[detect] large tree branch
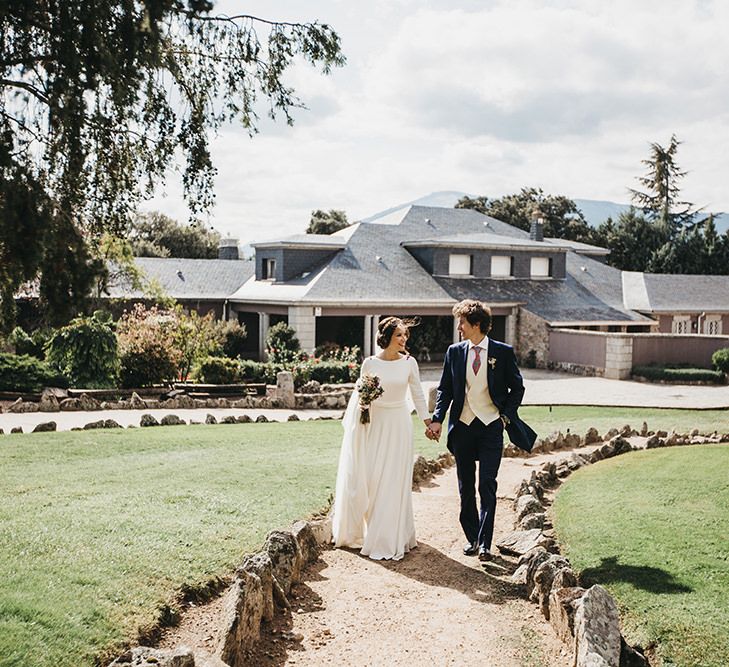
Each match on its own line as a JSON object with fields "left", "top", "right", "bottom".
{"left": 0, "top": 78, "right": 50, "bottom": 104}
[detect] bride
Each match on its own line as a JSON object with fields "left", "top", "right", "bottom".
{"left": 332, "top": 317, "right": 432, "bottom": 560}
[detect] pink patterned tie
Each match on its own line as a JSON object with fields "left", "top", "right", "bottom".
{"left": 472, "top": 346, "right": 481, "bottom": 375}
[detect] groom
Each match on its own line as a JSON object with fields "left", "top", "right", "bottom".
{"left": 428, "top": 299, "right": 536, "bottom": 561}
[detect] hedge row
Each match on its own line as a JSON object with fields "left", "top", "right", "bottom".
{"left": 0, "top": 353, "right": 68, "bottom": 393}
{"left": 632, "top": 364, "right": 726, "bottom": 384}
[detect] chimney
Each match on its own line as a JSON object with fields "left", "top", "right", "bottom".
{"left": 218, "top": 237, "right": 240, "bottom": 260}
{"left": 530, "top": 209, "right": 544, "bottom": 242}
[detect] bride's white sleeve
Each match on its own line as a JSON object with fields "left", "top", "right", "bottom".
{"left": 407, "top": 356, "right": 430, "bottom": 421}
{"left": 332, "top": 357, "right": 370, "bottom": 548}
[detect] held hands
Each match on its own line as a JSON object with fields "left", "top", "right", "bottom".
{"left": 424, "top": 420, "right": 442, "bottom": 441}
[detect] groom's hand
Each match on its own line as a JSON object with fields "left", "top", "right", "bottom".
{"left": 428, "top": 422, "right": 442, "bottom": 441}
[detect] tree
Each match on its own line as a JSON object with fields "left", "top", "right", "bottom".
{"left": 45, "top": 311, "right": 119, "bottom": 388}
{"left": 306, "top": 209, "right": 349, "bottom": 235}
{"left": 629, "top": 134, "right": 696, "bottom": 232}
{"left": 129, "top": 211, "right": 220, "bottom": 258}
{"left": 594, "top": 208, "right": 668, "bottom": 272}
{"left": 456, "top": 188, "right": 594, "bottom": 242}
{"left": 1, "top": 3, "right": 345, "bottom": 328}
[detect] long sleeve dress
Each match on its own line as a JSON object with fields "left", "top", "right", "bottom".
{"left": 332, "top": 355, "right": 429, "bottom": 561}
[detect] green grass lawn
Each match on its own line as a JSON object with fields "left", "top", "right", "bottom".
{"left": 553, "top": 445, "right": 729, "bottom": 667}
{"left": 1, "top": 407, "right": 728, "bottom": 666}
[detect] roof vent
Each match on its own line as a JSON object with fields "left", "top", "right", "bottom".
{"left": 218, "top": 237, "right": 240, "bottom": 260}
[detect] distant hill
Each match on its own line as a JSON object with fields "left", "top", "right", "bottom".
{"left": 363, "top": 191, "right": 729, "bottom": 234}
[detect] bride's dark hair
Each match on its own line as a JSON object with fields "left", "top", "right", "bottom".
{"left": 376, "top": 316, "right": 420, "bottom": 351}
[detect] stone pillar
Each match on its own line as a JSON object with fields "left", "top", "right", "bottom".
{"left": 363, "top": 315, "right": 373, "bottom": 357}
{"left": 288, "top": 306, "right": 316, "bottom": 354}
{"left": 505, "top": 308, "right": 517, "bottom": 346}
{"left": 604, "top": 334, "right": 633, "bottom": 380}
{"left": 372, "top": 315, "right": 380, "bottom": 352}
{"left": 276, "top": 371, "right": 295, "bottom": 409}
{"left": 258, "top": 312, "right": 270, "bottom": 361}
{"left": 452, "top": 316, "right": 460, "bottom": 343}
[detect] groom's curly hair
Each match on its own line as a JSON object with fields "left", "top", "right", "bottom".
{"left": 452, "top": 299, "right": 492, "bottom": 334}
{"left": 376, "top": 316, "right": 419, "bottom": 350}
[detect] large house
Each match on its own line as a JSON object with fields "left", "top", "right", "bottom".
{"left": 74, "top": 205, "right": 729, "bottom": 376}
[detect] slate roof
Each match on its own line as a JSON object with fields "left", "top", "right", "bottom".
{"left": 108, "top": 257, "right": 254, "bottom": 300}
{"left": 229, "top": 205, "right": 647, "bottom": 322}
{"left": 623, "top": 271, "right": 729, "bottom": 313}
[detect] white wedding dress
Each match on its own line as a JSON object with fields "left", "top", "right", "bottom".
{"left": 332, "top": 355, "right": 429, "bottom": 560}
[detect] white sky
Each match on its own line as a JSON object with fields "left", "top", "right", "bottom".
{"left": 145, "top": 0, "right": 729, "bottom": 244}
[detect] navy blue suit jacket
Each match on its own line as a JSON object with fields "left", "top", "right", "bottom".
{"left": 432, "top": 339, "right": 536, "bottom": 453}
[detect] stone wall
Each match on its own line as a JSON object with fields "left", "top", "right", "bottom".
{"left": 516, "top": 307, "right": 550, "bottom": 366}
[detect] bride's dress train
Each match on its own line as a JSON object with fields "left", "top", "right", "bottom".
{"left": 332, "top": 355, "right": 429, "bottom": 560}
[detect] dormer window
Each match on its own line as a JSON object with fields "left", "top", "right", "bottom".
{"left": 530, "top": 256, "right": 552, "bottom": 278}
{"left": 263, "top": 258, "right": 276, "bottom": 280}
{"left": 491, "top": 255, "right": 513, "bottom": 277}
{"left": 449, "top": 253, "right": 472, "bottom": 276}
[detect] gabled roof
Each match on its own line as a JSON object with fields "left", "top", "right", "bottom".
{"left": 108, "top": 257, "right": 254, "bottom": 300}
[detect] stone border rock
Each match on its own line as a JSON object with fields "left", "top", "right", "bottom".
{"left": 498, "top": 427, "right": 729, "bottom": 667}
{"left": 1, "top": 374, "right": 355, "bottom": 416}
{"left": 107, "top": 450, "right": 454, "bottom": 667}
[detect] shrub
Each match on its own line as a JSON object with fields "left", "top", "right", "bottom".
{"left": 712, "top": 348, "right": 729, "bottom": 374}
{"left": 45, "top": 314, "right": 119, "bottom": 388}
{"left": 0, "top": 352, "right": 68, "bottom": 392}
{"left": 8, "top": 327, "right": 50, "bottom": 359}
{"left": 265, "top": 322, "right": 302, "bottom": 364}
{"left": 313, "top": 343, "right": 361, "bottom": 364}
{"left": 219, "top": 321, "right": 248, "bottom": 358}
{"left": 302, "top": 359, "right": 359, "bottom": 385}
{"left": 117, "top": 305, "right": 180, "bottom": 387}
{"left": 193, "top": 356, "right": 243, "bottom": 384}
{"left": 171, "top": 307, "right": 225, "bottom": 381}
{"left": 632, "top": 364, "right": 725, "bottom": 384}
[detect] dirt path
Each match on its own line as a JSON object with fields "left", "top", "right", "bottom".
{"left": 240, "top": 449, "right": 595, "bottom": 667}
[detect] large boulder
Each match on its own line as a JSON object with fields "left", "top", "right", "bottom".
{"left": 518, "top": 512, "right": 546, "bottom": 531}
{"left": 32, "top": 421, "right": 56, "bottom": 433}
{"left": 292, "top": 520, "right": 320, "bottom": 566}
{"left": 549, "top": 586, "right": 586, "bottom": 643}
{"left": 531, "top": 555, "right": 570, "bottom": 618}
{"left": 515, "top": 494, "right": 544, "bottom": 523}
{"left": 219, "top": 570, "right": 264, "bottom": 665}
{"left": 129, "top": 392, "right": 147, "bottom": 409}
{"left": 140, "top": 414, "right": 160, "bottom": 427}
{"left": 38, "top": 389, "right": 61, "bottom": 412}
{"left": 573, "top": 585, "right": 621, "bottom": 667}
{"left": 496, "top": 529, "right": 552, "bottom": 557}
{"left": 77, "top": 393, "right": 101, "bottom": 411}
{"left": 8, "top": 398, "right": 39, "bottom": 413}
{"left": 584, "top": 427, "right": 602, "bottom": 445}
{"left": 265, "top": 530, "right": 302, "bottom": 595}
{"left": 240, "top": 552, "right": 275, "bottom": 623}
{"left": 160, "top": 414, "right": 185, "bottom": 426}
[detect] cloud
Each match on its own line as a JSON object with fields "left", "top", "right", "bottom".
{"left": 145, "top": 0, "right": 729, "bottom": 241}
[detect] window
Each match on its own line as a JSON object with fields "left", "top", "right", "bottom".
{"left": 530, "top": 256, "right": 551, "bottom": 277}
{"left": 671, "top": 316, "right": 691, "bottom": 334}
{"left": 491, "top": 255, "right": 513, "bottom": 277}
{"left": 262, "top": 258, "right": 276, "bottom": 280}
{"left": 705, "top": 315, "right": 723, "bottom": 335}
{"left": 448, "top": 254, "right": 472, "bottom": 275}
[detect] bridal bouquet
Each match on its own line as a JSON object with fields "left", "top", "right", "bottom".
{"left": 356, "top": 373, "right": 384, "bottom": 424}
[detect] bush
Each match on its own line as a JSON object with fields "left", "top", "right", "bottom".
{"left": 265, "top": 322, "right": 302, "bottom": 364}
{"left": 302, "top": 359, "right": 359, "bottom": 385}
{"left": 219, "top": 321, "right": 248, "bottom": 358}
{"left": 313, "top": 343, "right": 361, "bottom": 364}
{"left": 8, "top": 327, "right": 50, "bottom": 359}
{"left": 632, "top": 364, "right": 726, "bottom": 384}
{"left": 0, "top": 353, "right": 68, "bottom": 392}
{"left": 45, "top": 314, "right": 119, "bottom": 388}
{"left": 193, "top": 356, "right": 243, "bottom": 384}
{"left": 712, "top": 348, "right": 729, "bottom": 374}
{"left": 117, "top": 305, "right": 180, "bottom": 387}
